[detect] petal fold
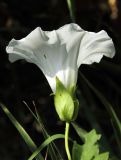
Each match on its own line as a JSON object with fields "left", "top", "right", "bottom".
{"left": 77, "top": 30, "right": 115, "bottom": 67}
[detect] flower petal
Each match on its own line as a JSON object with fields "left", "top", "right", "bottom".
{"left": 6, "top": 27, "right": 67, "bottom": 77}
{"left": 56, "top": 23, "right": 86, "bottom": 88}
{"left": 6, "top": 27, "right": 68, "bottom": 92}
{"left": 6, "top": 24, "right": 85, "bottom": 92}
{"left": 6, "top": 27, "right": 48, "bottom": 63}
{"left": 6, "top": 24, "right": 115, "bottom": 93}
{"left": 77, "top": 30, "right": 115, "bottom": 67}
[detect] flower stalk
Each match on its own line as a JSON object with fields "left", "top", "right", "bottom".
{"left": 66, "top": 0, "right": 75, "bottom": 22}
{"left": 65, "top": 122, "right": 71, "bottom": 160}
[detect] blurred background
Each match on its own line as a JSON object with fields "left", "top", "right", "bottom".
{"left": 0, "top": 0, "right": 121, "bottom": 159}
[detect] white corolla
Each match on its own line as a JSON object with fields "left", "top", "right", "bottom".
{"left": 6, "top": 23, "right": 115, "bottom": 121}
{"left": 6, "top": 23, "right": 115, "bottom": 93}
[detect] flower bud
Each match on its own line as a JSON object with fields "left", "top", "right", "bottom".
{"left": 54, "top": 77, "right": 79, "bottom": 122}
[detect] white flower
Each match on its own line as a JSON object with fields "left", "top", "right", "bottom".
{"left": 6, "top": 23, "right": 115, "bottom": 93}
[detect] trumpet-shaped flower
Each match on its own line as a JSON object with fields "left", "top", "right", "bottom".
{"left": 6, "top": 23, "right": 115, "bottom": 93}
{"left": 6, "top": 23, "right": 115, "bottom": 121}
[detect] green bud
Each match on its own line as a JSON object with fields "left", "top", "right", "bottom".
{"left": 54, "top": 77, "right": 79, "bottom": 122}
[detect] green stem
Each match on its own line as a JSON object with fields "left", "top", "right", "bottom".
{"left": 65, "top": 122, "right": 71, "bottom": 160}
{"left": 66, "top": 0, "right": 75, "bottom": 22}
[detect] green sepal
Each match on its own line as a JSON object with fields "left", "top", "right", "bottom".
{"left": 54, "top": 77, "right": 75, "bottom": 121}
{"left": 72, "top": 98, "right": 79, "bottom": 121}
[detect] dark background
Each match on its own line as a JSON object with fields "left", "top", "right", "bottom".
{"left": 0, "top": 0, "right": 121, "bottom": 159}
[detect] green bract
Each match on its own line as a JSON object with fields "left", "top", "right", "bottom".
{"left": 54, "top": 77, "right": 79, "bottom": 121}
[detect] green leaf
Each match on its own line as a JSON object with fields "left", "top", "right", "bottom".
{"left": 72, "top": 141, "right": 82, "bottom": 160}
{"left": 54, "top": 77, "right": 75, "bottom": 121}
{"left": 0, "top": 102, "right": 44, "bottom": 160}
{"left": 79, "top": 72, "right": 121, "bottom": 153}
{"left": 94, "top": 152, "right": 109, "bottom": 160}
{"left": 72, "top": 129, "right": 109, "bottom": 160}
{"left": 28, "top": 134, "right": 65, "bottom": 160}
{"left": 71, "top": 122, "right": 87, "bottom": 142}
{"left": 80, "top": 130, "right": 101, "bottom": 160}
{"left": 78, "top": 77, "right": 112, "bottom": 152}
